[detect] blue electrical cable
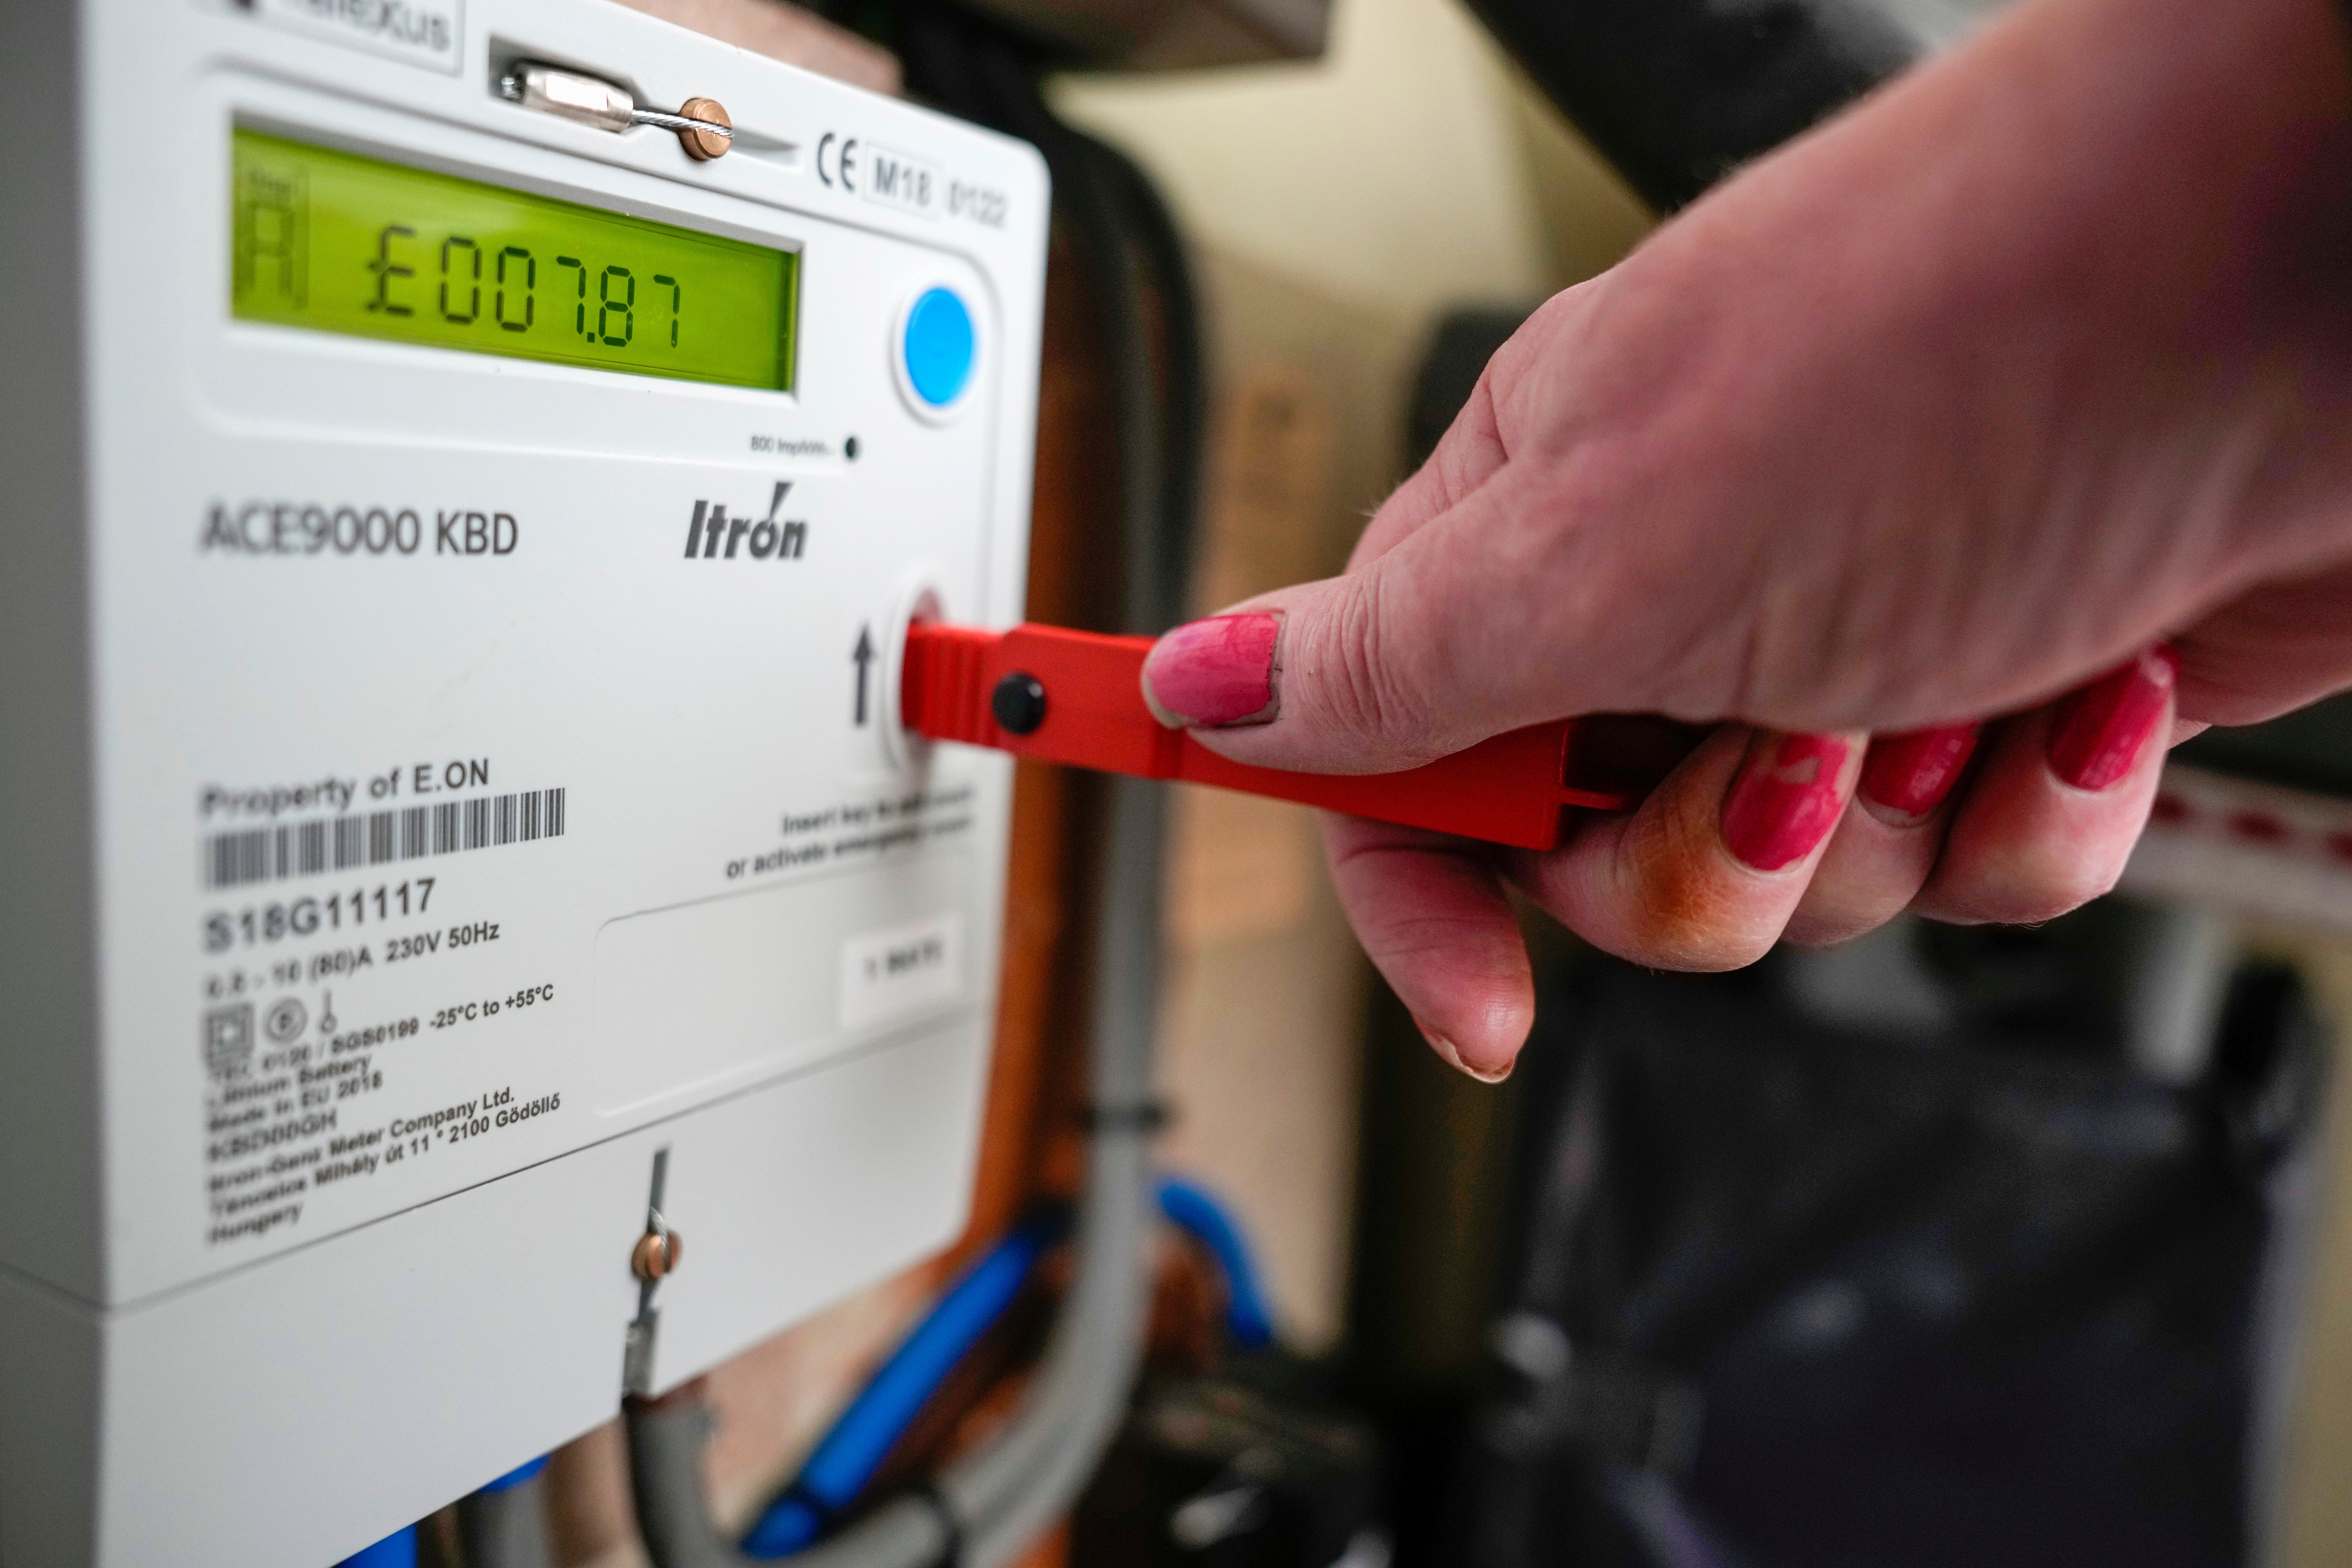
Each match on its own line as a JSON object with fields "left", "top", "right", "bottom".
{"left": 335, "top": 1523, "right": 417, "bottom": 1568}
{"left": 737, "top": 1174, "right": 1274, "bottom": 1556}
{"left": 479, "top": 1453, "right": 550, "bottom": 1493}
{"left": 741, "top": 1211, "right": 1067, "bottom": 1558}
{"left": 334, "top": 1454, "right": 540, "bottom": 1567}
{"left": 1154, "top": 1174, "right": 1275, "bottom": 1350}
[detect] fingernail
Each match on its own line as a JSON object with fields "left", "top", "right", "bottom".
{"left": 1859, "top": 724, "right": 1980, "bottom": 824}
{"left": 1721, "top": 732, "right": 1853, "bottom": 871}
{"left": 2047, "top": 647, "right": 2178, "bottom": 791}
{"left": 1417, "top": 1017, "right": 1512, "bottom": 1084}
{"left": 1141, "top": 613, "right": 1281, "bottom": 729}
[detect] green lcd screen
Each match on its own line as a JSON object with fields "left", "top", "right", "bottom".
{"left": 231, "top": 128, "right": 798, "bottom": 392}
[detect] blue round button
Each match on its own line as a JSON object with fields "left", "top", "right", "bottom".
{"left": 902, "top": 287, "right": 975, "bottom": 409}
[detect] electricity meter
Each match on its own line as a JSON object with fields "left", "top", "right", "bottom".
{"left": 0, "top": 2, "right": 1046, "bottom": 1562}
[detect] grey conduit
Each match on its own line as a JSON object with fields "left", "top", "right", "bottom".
{"left": 623, "top": 778, "right": 1163, "bottom": 1568}
{"left": 457, "top": 1470, "right": 557, "bottom": 1568}
{"left": 940, "top": 775, "right": 1163, "bottom": 1566}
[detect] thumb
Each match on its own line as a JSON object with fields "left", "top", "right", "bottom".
{"left": 1141, "top": 476, "right": 1658, "bottom": 775}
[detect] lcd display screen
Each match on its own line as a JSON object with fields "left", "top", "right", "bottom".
{"left": 231, "top": 127, "right": 799, "bottom": 391}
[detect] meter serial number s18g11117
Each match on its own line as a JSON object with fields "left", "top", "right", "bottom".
{"left": 203, "top": 877, "right": 438, "bottom": 952}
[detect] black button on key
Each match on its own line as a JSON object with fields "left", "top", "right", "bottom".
{"left": 991, "top": 671, "right": 1048, "bottom": 734}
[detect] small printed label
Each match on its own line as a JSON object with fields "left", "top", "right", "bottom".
{"left": 249, "top": 0, "right": 465, "bottom": 75}
{"left": 947, "top": 178, "right": 1008, "bottom": 230}
{"left": 840, "top": 913, "right": 962, "bottom": 1030}
{"left": 859, "top": 145, "right": 943, "bottom": 219}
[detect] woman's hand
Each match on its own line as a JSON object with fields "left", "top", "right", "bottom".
{"left": 1138, "top": 0, "right": 2352, "bottom": 1079}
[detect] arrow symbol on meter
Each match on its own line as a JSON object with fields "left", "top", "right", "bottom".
{"left": 852, "top": 625, "right": 876, "bottom": 726}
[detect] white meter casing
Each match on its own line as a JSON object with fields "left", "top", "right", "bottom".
{"left": 0, "top": 2, "right": 1046, "bottom": 1562}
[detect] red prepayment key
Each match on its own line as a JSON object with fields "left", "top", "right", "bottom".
{"left": 900, "top": 621, "right": 1647, "bottom": 851}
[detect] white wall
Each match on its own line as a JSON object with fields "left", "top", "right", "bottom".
{"left": 1052, "top": 0, "right": 1567, "bottom": 326}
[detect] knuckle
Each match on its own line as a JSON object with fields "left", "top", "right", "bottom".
{"left": 1303, "top": 578, "right": 1445, "bottom": 763}
{"left": 1929, "top": 850, "right": 2123, "bottom": 928}
{"left": 1609, "top": 803, "right": 1785, "bottom": 971}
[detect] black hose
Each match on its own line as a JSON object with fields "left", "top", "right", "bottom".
{"left": 898, "top": 0, "right": 1201, "bottom": 630}
{"left": 1069, "top": 127, "right": 1207, "bottom": 625}
{"left": 1462, "top": 0, "right": 1923, "bottom": 211}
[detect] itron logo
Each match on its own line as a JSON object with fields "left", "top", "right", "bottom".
{"left": 683, "top": 482, "right": 808, "bottom": 561}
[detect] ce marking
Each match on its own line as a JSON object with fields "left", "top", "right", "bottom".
{"left": 816, "top": 132, "right": 860, "bottom": 193}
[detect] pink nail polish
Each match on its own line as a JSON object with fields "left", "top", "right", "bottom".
{"left": 1141, "top": 613, "right": 1281, "bottom": 728}
{"left": 1860, "top": 724, "right": 1980, "bottom": 822}
{"left": 2048, "top": 647, "right": 2178, "bottom": 791}
{"left": 1721, "top": 732, "right": 1852, "bottom": 871}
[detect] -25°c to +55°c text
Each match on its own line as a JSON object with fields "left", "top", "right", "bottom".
{"left": 433, "top": 984, "right": 553, "bottom": 1031}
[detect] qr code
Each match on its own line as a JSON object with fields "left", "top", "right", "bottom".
{"left": 204, "top": 1003, "right": 254, "bottom": 1078}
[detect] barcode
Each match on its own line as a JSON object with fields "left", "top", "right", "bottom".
{"left": 202, "top": 787, "right": 567, "bottom": 890}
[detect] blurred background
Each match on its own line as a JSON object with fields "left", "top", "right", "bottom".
{"left": 415, "top": 0, "right": 2352, "bottom": 1563}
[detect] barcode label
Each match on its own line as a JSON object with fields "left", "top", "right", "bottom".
{"left": 202, "top": 787, "right": 567, "bottom": 890}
